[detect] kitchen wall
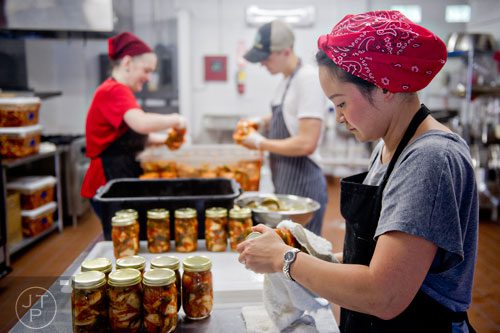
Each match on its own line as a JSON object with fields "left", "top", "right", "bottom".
{"left": 26, "top": 0, "right": 476, "bottom": 138}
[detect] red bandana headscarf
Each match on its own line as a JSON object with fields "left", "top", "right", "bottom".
{"left": 317, "top": 10, "right": 447, "bottom": 93}
{"left": 108, "top": 32, "right": 152, "bottom": 61}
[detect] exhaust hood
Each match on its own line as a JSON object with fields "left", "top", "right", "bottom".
{"left": 1, "top": 0, "right": 114, "bottom": 32}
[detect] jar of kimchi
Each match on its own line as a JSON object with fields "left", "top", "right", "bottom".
{"left": 116, "top": 255, "right": 146, "bottom": 275}
{"left": 150, "top": 256, "right": 181, "bottom": 311}
{"left": 147, "top": 208, "right": 170, "bottom": 253}
{"left": 115, "top": 209, "right": 140, "bottom": 250}
{"left": 72, "top": 271, "right": 107, "bottom": 332}
{"left": 81, "top": 257, "right": 112, "bottom": 278}
{"left": 182, "top": 256, "right": 213, "bottom": 320}
{"left": 205, "top": 207, "right": 228, "bottom": 252}
{"left": 228, "top": 207, "right": 252, "bottom": 250}
{"left": 108, "top": 268, "right": 142, "bottom": 332}
{"left": 143, "top": 269, "right": 178, "bottom": 332}
{"left": 111, "top": 215, "right": 139, "bottom": 259}
{"left": 246, "top": 229, "right": 303, "bottom": 250}
{"left": 174, "top": 208, "right": 198, "bottom": 252}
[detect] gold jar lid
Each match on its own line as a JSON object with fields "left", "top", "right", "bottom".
{"left": 108, "top": 268, "right": 142, "bottom": 287}
{"left": 81, "top": 257, "right": 112, "bottom": 274}
{"left": 116, "top": 255, "right": 146, "bottom": 271}
{"left": 143, "top": 268, "right": 176, "bottom": 286}
{"left": 150, "top": 256, "right": 180, "bottom": 270}
{"left": 115, "top": 209, "right": 139, "bottom": 220}
{"left": 111, "top": 215, "right": 136, "bottom": 227}
{"left": 229, "top": 207, "right": 252, "bottom": 219}
{"left": 175, "top": 208, "right": 196, "bottom": 219}
{"left": 205, "top": 207, "right": 228, "bottom": 218}
{"left": 73, "top": 271, "right": 106, "bottom": 289}
{"left": 245, "top": 231, "right": 262, "bottom": 240}
{"left": 182, "top": 255, "right": 212, "bottom": 272}
{"left": 147, "top": 208, "right": 169, "bottom": 219}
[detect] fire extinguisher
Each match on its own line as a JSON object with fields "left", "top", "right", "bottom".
{"left": 236, "top": 40, "right": 246, "bottom": 95}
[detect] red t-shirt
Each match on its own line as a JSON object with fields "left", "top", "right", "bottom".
{"left": 81, "top": 79, "right": 140, "bottom": 198}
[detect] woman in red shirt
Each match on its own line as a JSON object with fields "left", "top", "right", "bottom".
{"left": 81, "top": 32, "right": 186, "bottom": 227}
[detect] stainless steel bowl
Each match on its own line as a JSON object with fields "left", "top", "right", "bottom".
{"left": 234, "top": 193, "right": 320, "bottom": 227}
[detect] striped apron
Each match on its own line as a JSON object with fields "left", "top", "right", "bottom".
{"left": 268, "top": 62, "right": 328, "bottom": 235}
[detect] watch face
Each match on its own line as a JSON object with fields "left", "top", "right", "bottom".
{"left": 284, "top": 251, "right": 295, "bottom": 262}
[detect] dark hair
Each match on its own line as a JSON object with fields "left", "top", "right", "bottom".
{"left": 316, "top": 49, "right": 377, "bottom": 104}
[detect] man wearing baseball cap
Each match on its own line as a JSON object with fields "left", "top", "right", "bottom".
{"left": 238, "top": 20, "right": 329, "bottom": 236}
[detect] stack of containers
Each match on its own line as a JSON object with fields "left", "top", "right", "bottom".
{"left": 7, "top": 176, "right": 57, "bottom": 237}
{"left": 0, "top": 96, "right": 42, "bottom": 158}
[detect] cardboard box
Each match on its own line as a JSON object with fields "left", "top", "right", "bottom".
{"left": 7, "top": 191, "right": 22, "bottom": 245}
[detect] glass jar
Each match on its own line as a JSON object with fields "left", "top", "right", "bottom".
{"left": 72, "top": 271, "right": 107, "bottom": 332}
{"left": 205, "top": 207, "right": 228, "bottom": 252}
{"left": 116, "top": 255, "right": 146, "bottom": 275}
{"left": 108, "top": 268, "right": 142, "bottom": 333}
{"left": 182, "top": 256, "right": 213, "bottom": 320}
{"left": 150, "top": 256, "right": 181, "bottom": 311}
{"left": 111, "top": 215, "right": 140, "bottom": 259}
{"left": 81, "top": 257, "right": 112, "bottom": 278}
{"left": 143, "top": 269, "right": 178, "bottom": 332}
{"left": 174, "top": 208, "right": 198, "bottom": 252}
{"left": 228, "top": 207, "right": 252, "bottom": 250}
{"left": 147, "top": 208, "right": 170, "bottom": 253}
{"left": 115, "top": 209, "right": 140, "bottom": 250}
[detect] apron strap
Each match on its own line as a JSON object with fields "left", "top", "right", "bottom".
{"left": 278, "top": 59, "right": 302, "bottom": 106}
{"left": 381, "top": 104, "right": 430, "bottom": 188}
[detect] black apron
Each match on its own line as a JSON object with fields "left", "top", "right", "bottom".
{"left": 339, "top": 105, "right": 475, "bottom": 333}
{"left": 268, "top": 61, "right": 328, "bottom": 236}
{"left": 100, "top": 128, "right": 147, "bottom": 182}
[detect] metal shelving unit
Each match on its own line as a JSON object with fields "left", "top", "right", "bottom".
{"left": 1, "top": 143, "right": 64, "bottom": 266}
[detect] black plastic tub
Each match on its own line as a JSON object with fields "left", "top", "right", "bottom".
{"left": 94, "top": 178, "right": 241, "bottom": 240}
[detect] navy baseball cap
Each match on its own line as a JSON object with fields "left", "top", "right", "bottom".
{"left": 244, "top": 20, "right": 295, "bottom": 63}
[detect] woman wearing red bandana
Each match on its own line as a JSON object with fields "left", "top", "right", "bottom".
{"left": 81, "top": 32, "right": 187, "bottom": 238}
{"left": 237, "top": 11, "right": 477, "bottom": 333}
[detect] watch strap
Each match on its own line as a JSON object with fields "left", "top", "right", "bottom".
{"left": 283, "top": 248, "right": 301, "bottom": 281}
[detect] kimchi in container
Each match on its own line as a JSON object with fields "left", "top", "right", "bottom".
{"left": 174, "top": 208, "right": 198, "bottom": 252}
{"left": 228, "top": 207, "right": 252, "bottom": 250}
{"left": 143, "top": 269, "right": 178, "bottom": 332}
{"left": 0, "top": 124, "right": 42, "bottom": 158}
{"left": 150, "top": 256, "right": 181, "bottom": 311}
{"left": 205, "top": 207, "right": 228, "bottom": 252}
{"left": 72, "top": 271, "right": 108, "bottom": 332}
{"left": 182, "top": 256, "right": 213, "bottom": 320}
{"left": 115, "top": 209, "right": 140, "bottom": 249}
{"left": 7, "top": 176, "right": 57, "bottom": 210}
{"left": 111, "top": 215, "right": 139, "bottom": 259}
{"left": 21, "top": 201, "right": 56, "bottom": 237}
{"left": 108, "top": 268, "right": 143, "bottom": 332}
{"left": 147, "top": 208, "right": 170, "bottom": 253}
{"left": 0, "top": 97, "right": 41, "bottom": 127}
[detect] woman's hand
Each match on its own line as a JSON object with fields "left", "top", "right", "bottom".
{"left": 236, "top": 224, "right": 290, "bottom": 273}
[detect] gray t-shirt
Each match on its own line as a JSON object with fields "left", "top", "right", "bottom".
{"left": 364, "top": 130, "right": 478, "bottom": 312}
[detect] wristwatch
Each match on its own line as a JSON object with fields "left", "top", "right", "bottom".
{"left": 283, "top": 248, "right": 301, "bottom": 281}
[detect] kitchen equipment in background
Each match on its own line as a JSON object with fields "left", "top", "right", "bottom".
{"left": 446, "top": 32, "right": 497, "bottom": 53}
{"left": 42, "top": 135, "right": 89, "bottom": 226}
{"left": 234, "top": 193, "right": 320, "bottom": 227}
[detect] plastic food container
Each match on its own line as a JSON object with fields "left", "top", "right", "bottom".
{"left": 94, "top": 178, "right": 241, "bottom": 240}
{"left": 0, "top": 124, "right": 42, "bottom": 158}
{"left": 0, "top": 97, "right": 41, "bottom": 127}
{"left": 21, "top": 201, "right": 56, "bottom": 237}
{"left": 7, "top": 176, "right": 57, "bottom": 210}
{"left": 138, "top": 144, "right": 262, "bottom": 191}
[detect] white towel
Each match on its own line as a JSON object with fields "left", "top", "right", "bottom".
{"left": 251, "top": 220, "right": 340, "bottom": 332}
